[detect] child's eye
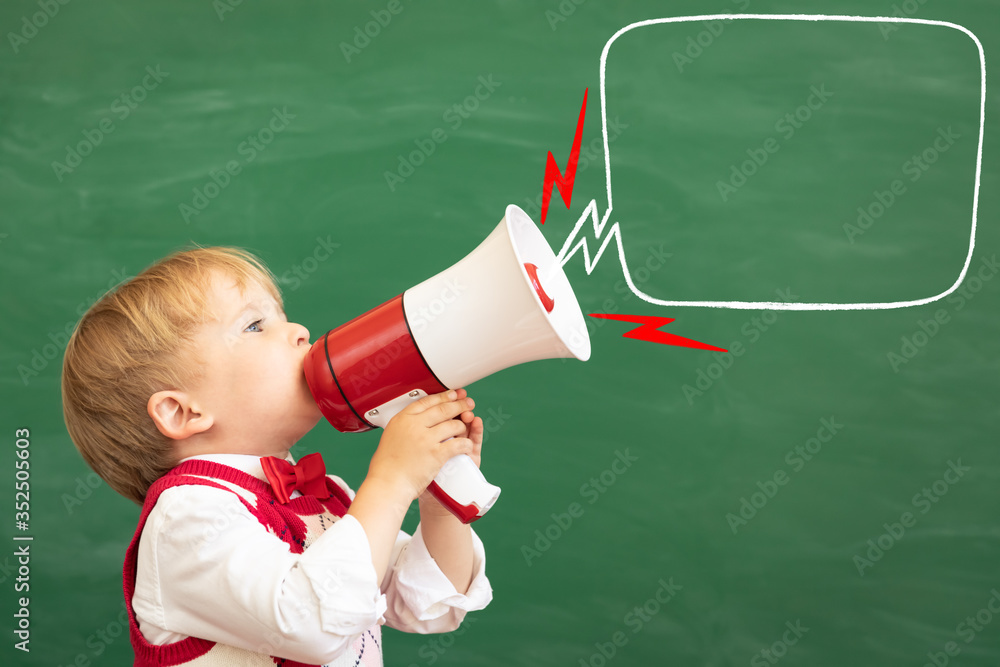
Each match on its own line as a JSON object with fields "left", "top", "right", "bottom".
{"left": 244, "top": 319, "right": 263, "bottom": 333}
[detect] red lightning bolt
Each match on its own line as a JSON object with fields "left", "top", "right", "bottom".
{"left": 540, "top": 88, "right": 588, "bottom": 224}
{"left": 589, "top": 314, "right": 728, "bottom": 352}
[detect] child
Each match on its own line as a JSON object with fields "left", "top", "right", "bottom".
{"left": 61, "top": 247, "right": 493, "bottom": 666}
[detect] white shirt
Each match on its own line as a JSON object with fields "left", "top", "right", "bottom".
{"left": 132, "top": 454, "right": 492, "bottom": 665}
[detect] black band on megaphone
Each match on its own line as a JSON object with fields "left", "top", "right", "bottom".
{"left": 400, "top": 291, "right": 447, "bottom": 391}
{"left": 322, "top": 327, "right": 374, "bottom": 429}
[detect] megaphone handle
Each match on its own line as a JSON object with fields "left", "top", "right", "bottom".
{"left": 426, "top": 454, "right": 501, "bottom": 524}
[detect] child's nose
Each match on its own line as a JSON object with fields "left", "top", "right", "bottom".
{"left": 290, "top": 322, "right": 310, "bottom": 347}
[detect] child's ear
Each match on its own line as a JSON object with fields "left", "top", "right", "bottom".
{"left": 147, "top": 391, "right": 213, "bottom": 440}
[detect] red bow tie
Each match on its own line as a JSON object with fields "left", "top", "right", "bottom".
{"left": 260, "top": 453, "right": 331, "bottom": 504}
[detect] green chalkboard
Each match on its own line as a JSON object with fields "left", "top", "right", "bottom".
{"left": 2, "top": 1, "right": 998, "bottom": 666}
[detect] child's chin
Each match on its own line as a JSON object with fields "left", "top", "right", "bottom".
{"left": 303, "top": 395, "right": 323, "bottom": 421}
{"left": 296, "top": 404, "right": 324, "bottom": 434}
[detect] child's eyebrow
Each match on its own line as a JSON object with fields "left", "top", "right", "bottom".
{"left": 232, "top": 297, "right": 279, "bottom": 323}
{"left": 231, "top": 302, "right": 260, "bottom": 324}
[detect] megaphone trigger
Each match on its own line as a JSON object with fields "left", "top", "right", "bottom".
{"left": 427, "top": 455, "right": 502, "bottom": 524}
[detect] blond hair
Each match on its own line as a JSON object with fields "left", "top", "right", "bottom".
{"left": 61, "top": 247, "right": 282, "bottom": 505}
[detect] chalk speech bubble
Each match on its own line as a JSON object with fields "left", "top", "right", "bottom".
{"left": 556, "top": 14, "right": 985, "bottom": 310}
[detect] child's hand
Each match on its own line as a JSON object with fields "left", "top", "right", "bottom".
{"left": 461, "top": 394, "right": 484, "bottom": 469}
{"left": 367, "top": 389, "right": 479, "bottom": 502}
{"left": 446, "top": 386, "right": 485, "bottom": 468}
{"left": 418, "top": 388, "right": 484, "bottom": 517}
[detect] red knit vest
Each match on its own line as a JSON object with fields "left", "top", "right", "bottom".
{"left": 123, "top": 459, "right": 363, "bottom": 667}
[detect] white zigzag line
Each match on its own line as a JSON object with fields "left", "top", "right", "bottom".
{"left": 556, "top": 199, "right": 618, "bottom": 274}
{"left": 556, "top": 200, "right": 664, "bottom": 311}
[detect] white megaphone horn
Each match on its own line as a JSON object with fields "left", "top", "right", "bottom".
{"left": 304, "top": 204, "right": 591, "bottom": 523}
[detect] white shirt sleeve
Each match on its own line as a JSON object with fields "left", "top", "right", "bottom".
{"left": 132, "top": 480, "right": 491, "bottom": 664}
{"left": 381, "top": 524, "right": 493, "bottom": 634}
{"left": 331, "top": 474, "right": 493, "bottom": 633}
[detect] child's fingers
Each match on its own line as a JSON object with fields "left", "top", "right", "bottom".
{"left": 429, "top": 418, "right": 471, "bottom": 444}
{"left": 403, "top": 389, "right": 459, "bottom": 415}
{"left": 404, "top": 390, "right": 474, "bottom": 423}
{"left": 461, "top": 391, "right": 475, "bottom": 421}
{"left": 420, "top": 397, "right": 475, "bottom": 427}
{"left": 469, "top": 416, "right": 484, "bottom": 447}
{"left": 432, "top": 434, "right": 475, "bottom": 464}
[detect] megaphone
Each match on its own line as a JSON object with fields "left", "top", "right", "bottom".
{"left": 304, "top": 204, "right": 590, "bottom": 523}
